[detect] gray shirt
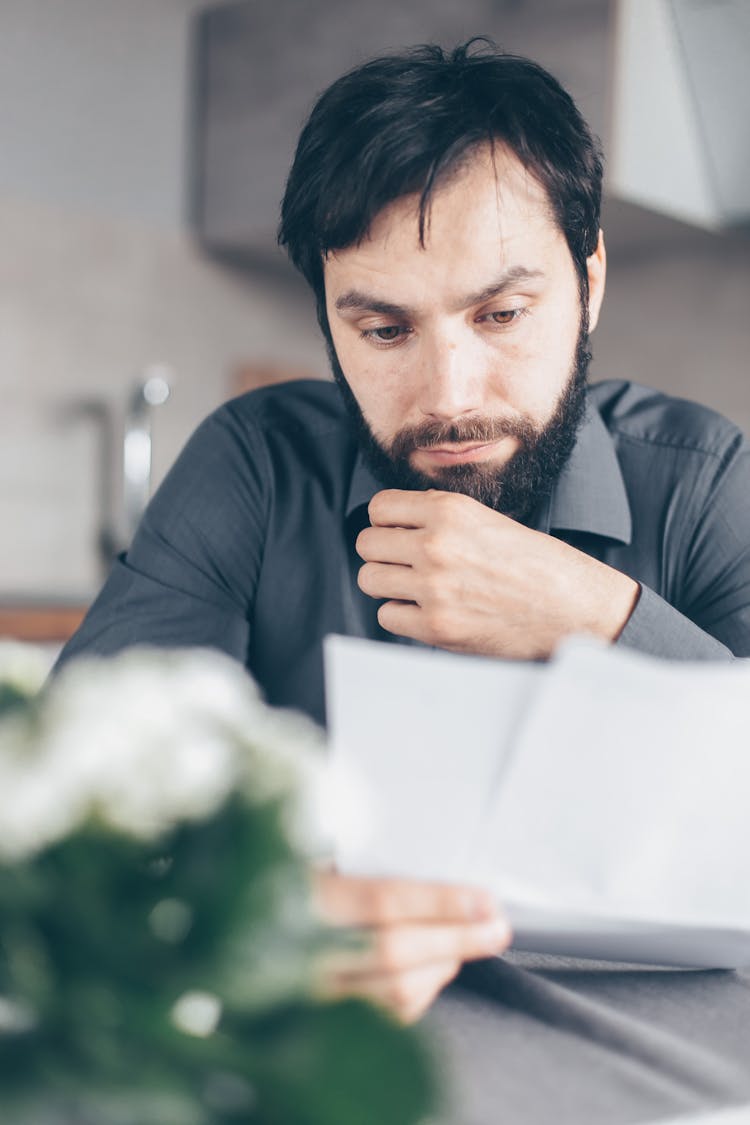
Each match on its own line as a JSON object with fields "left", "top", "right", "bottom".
{"left": 58, "top": 378, "right": 750, "bottom": 724}
{"left": 56, "top": 380, "right": 750, "bottom": 1122}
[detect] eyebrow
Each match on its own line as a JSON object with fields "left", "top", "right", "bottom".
{"left": 334, "top": 266, "right": 546, "bottom": 319}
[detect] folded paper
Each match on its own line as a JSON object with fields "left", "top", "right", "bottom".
{"left": 324, "top": 634, "right": 750, "bottom": 968}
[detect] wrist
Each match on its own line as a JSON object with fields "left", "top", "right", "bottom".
{"left": 585, "top": 565, "right": 641, "bottom": 642}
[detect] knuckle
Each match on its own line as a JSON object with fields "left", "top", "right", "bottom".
{"left": 464, "top": 920, "right": 509, "bottom": 959}
{"left": 421, "top": 572, "right": 447, "bottom": 604}
{"left": 421, "top": 605, "right": 446, "bottom": 638}
{"left": 404, "top": 998, "right": 429, "bottom": 1023}
{"left": 374, "top": 929, "right": 404, "bottom": 974}
{"left": 368, "top": 882, "right": 393, "bottom": 922}
{"left": 357, "top": 562, "right": 374, "bottom": 594}
{"left": 420, "top": 531, "right": 445, "bottom": 566}
{"left": 368, "top": 492, "right": 391, "bottom": 523}
{"left": 376, "top": 602, "right": 394, "bottom": 630}
{"left": 434, "top": 490, "right": 459, "bottom": 514}
{"left": 387, "top": 974, "right": 415, "bottom": 1013}
{"left": 425, "top": 487, "right": 445, "bottom": 502}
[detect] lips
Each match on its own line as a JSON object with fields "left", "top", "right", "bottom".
{"left": 412, "top": 436, "right": 518, "bottom": 466}
{"left": 426, "top": 441, "right": 495, "bottom": 455}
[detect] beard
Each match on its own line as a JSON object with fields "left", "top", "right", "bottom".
{"left": 328, "top": 313, "right": 591, "bottom": 522}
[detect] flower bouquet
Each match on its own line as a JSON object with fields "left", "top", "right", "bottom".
{"left": 0, "top": 643, "right": 438, "bottom": 1125}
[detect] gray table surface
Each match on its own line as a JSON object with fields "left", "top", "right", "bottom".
{"left": 424, "top": 951, "right": 750, "bottom": 1125}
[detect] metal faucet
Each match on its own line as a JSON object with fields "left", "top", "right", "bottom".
{"left": 65, "top": 365, "right": 172, "bottom": 581}
{"left": 122, "top": 367, "right": 171, "bottom": 545}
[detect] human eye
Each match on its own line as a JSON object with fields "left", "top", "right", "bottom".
{"left": 359, "top": 325, "right": 412, "bottom": 347}
{"left": 477, "top": 308, "right": 528, "bottom": 329}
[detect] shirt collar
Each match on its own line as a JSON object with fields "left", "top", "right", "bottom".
{"left": 346, "top": 452, "right": 383, "bottom": 519}
{"left": 345, "top": 396, "right": 632, "bottom": 546}
{"left": 542, "top": 401, "right": 632, "bottom": 544}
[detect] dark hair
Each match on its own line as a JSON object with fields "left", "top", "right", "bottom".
{"left": 278, "top": 39, "right": 603, "bottom": 337}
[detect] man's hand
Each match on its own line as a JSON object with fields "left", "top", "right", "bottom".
{"left": 356, "top": 489, "right": 640, "bottom": 659}
{"left": 312, "top": 870, "right": 511, "bottom": 1023}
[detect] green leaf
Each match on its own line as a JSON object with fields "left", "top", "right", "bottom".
{"left": 226, "top": 998, "right": 441, "bottom": 1125}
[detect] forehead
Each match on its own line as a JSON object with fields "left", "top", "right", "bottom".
{"left": 324, "top": 145, "right": 566, "bottom": 298}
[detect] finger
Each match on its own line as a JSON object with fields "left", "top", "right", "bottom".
{"left": 312, "top": 870, "right": 497, "bottom": 926}
{"left": 358, "top": 561, "right": 418, "bottom": 603}
{"left": 368, "top": 489, "right": 433, "bottom": 529}
{"left": 356, "top": 525, "right": 418, "bottom": 564}
{"left": 377, "top": 600, "right": 426, "bottom": 641}
{"left": 323, "top": 958, "right": 461, "bottom": 1024}
{"left": 325, "top": 917, "right": 511, "bottom": 977}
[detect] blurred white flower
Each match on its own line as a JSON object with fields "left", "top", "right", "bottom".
{"left": 171, "top": 990, "right": 222, "bottom": 1038}
{"left": 0, "top": 645, "right": 330, "bottom": 862}
{"left": 149, "top": 898, "right": 194, "bottom": 944}
{"left": 0, "top": 995, "right": 36, "bottom": 1034}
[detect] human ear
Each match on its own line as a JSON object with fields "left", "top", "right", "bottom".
{"left": 586, "top": 229, "right": 607, "bottom": 333}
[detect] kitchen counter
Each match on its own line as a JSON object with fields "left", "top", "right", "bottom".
{"left": 0, "top": 598, "right": 90, "bottom": 643}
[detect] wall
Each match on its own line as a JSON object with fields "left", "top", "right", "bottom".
{"left": 595, "top": 201, "right": 750, "bottom": 434}
{"left": 1, "top": 0, "right": 748, "bottom": 602}
{"left": 0, "top": 0, "right": 326, "bottom": 599}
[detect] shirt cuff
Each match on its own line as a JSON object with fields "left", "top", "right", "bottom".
{"left": 616, "top": 583, "right": 734, "bottom": 660}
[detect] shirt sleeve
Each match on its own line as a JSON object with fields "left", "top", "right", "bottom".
{"left": 616, "top": 583, "right": 734, "bottom": 659}
{"left": 617, "top": 436, "right": 750, "bottom": 661}
{"left": 55, "top": 405, "right": 269, "bottom": 670}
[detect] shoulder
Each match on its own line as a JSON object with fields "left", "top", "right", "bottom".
{"left": 588, "top": 379, "right": 746, "bottom": 464}
{"left": 217, "top": 379, "right": 346, "bottom": 442}
{"left": 192, "top": 379, "right": 355, "bottom": 502}
{"left": 153, "top": 380, "right": 349, "bottom": 505}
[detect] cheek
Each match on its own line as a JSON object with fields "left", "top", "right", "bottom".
{"left": 331, "top": 329, "right": 413, "bottom": 437}
{"left": 496, "top": 312, "right": 579, "bottom": 420}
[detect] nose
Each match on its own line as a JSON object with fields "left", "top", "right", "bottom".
{"left": 416, "top": 329, "right": 484, "bottom": 422}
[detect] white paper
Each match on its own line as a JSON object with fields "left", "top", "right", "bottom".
{"left": 324, "top": 635, "right": 539, "bottom": 885}
{"left": 323, "top": 633, "right": 750, "bottom": 968}
{"left": 485, "top": 639, "right": 750, "bottom": 964}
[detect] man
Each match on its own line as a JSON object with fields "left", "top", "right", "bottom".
{"left": 60, "top": 41, "right": 750, "bottom": 1083}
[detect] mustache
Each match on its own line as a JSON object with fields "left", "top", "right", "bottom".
{"left": 389, "top": 414, "right": 537, "bottom": 458}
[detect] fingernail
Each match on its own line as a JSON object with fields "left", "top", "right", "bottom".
{"left": 478, "top": 918, "right": 511, "bottom": 950}
{"left": 468, "top": 889, "right": 497, "bottom": 919}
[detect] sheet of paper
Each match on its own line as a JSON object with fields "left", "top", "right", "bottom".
{"left": 324, "top": 633, "right": 750, "bottom": 968}
{"left": 493, "top": 898, "right": 750, "bottom": 969}
{"left": 324, "top": 634, "right": 539, "bottom": 884}
{"left": 482, "top": 639, "right": 750, "bottom": 964}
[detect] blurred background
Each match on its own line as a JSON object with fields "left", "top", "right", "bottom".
{"left": 1, "top": 0, "right": 748, "bottom": 643}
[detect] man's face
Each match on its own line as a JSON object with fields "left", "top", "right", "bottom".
{"left": 323, "top": 144, "right": 606, "bottom": 518}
